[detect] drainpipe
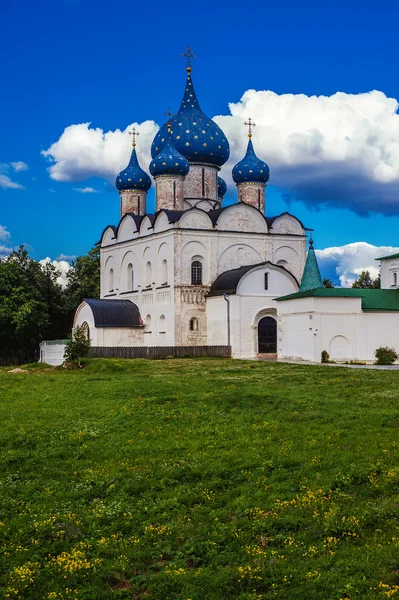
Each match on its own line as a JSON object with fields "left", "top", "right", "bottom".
{"left": 223, "top": 293, "right": 231, "bottom": 349}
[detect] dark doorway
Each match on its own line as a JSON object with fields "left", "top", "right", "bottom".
{"left": 258, "top": 317, "right": 277, "bottom": 353}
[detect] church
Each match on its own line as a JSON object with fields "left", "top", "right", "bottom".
{"left": 73, "top": 50, "right": 399, "bottom": 363}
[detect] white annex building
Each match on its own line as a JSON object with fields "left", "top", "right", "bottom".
{"left": 74, "top": 51, "right": 399, "bottom": 363}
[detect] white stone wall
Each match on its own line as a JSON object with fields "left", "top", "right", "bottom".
{"left": 40, "top": 342, "right": 66, "bottom": 366}
{"left": 278, "top": 296, "right": 399, "bottom": 363}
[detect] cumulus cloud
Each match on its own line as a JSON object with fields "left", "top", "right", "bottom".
{"left": 0, "top": 174, "right": 25, "bottom": 190}
{"left": 39, "top": 257, "right": 71, "bottom": 288}
{"left": 57, "top": 253, "right": 76, "bottom": 261}
{"left": 73, "top": 186, "right": 100, "bottom": 193}
{"left": 10, "top": 161, "right": 28, "bottom": 172}
{"left": 316, "top": 242, "right": 399, "bottom": 287}
{"left": 0, "top": 225, "right": 12, "bottom": 259}
{"left": 42, "top": 121, "right": 158, "bottom": 183}
{"left": 0, "top": 225, "right": 11, "bottom": 242}
{"left": 41, "top": 88, "right": 399, "bottom": 214}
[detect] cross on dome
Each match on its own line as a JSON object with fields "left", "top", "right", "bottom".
{"left": 244, "top": 117, "right": 256, "bottom": 139}
{"left": 181, "top": 45, "right": 196, "bottom": 71}
{"left": 129, "top": 127, "right": 140, "bottom": 148}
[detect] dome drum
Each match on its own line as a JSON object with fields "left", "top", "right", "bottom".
{"left": 120, "top": 189, "right": 147, "bottom": 218}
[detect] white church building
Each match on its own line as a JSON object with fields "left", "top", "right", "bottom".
{"left": 74, "top": 52, "right": 399, "bottom": 363}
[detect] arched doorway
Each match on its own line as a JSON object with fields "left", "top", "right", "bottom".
{"left": 258, "top": 317, "right": 277, "bottom": 353}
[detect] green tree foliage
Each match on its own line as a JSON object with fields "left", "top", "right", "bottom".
{"left": 323, "top": 278, "right": 335, "bottom": 288}
{"left": 64, "top": 245, "right": 100, "bottom": 318}
{"left": 0, "top": 247, "right": 68, "bottom": 364}
{"left": 375, "top": 346, "right": 399, "bottom": 365}
{"left": 352, "top": 270, "right": 381, "bottom": 289}
{"left": 63, "top": 325, "right": 91, "bottom": 367}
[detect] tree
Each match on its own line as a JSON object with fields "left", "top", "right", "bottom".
{"left": 352, "top": 270, "right": 380, "bottom": 289}
{"left": 323, "top": 278, "right": 335, "bottom": 288}
{"left": 64, "top": 245, "right": 100, "bottom": 320}
{"left": 0, "top": 246, "right": 66, "bottom": 364}
{"left": 63, "top": 325, "right": 91, "bottom": 368}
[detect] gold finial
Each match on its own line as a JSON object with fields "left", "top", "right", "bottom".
{"left": 181, "top": 45, "right": 196, "bottom": 72}
{"left": 244, "top": 117, "right": 256, "bottom": 139}
{"left": 164, "top": 107, "right": 174, "bottom": 134}
{"left": 128, "top": 127, "right": 140, "bottom": 148}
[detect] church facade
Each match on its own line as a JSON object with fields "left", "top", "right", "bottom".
{"left": 73, "top": 52, "right": 399, "bottom": 363}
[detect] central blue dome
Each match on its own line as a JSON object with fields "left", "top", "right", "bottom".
{"left": 151, "top": 70, "right": 230, "bottom": 168}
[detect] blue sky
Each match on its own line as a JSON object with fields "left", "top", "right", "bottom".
{"left": 1, "top": 0, "right": 399, "bottom": 284}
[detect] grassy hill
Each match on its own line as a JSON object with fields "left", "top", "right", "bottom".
{"left": 1, "top": 358, "right": 399, "bottom": 599}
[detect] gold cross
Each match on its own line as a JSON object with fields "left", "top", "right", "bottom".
{"left": 244, "top": 117, "right": 256, "bottom": 139}
{"left": 182, "top": 45, "right": 196, "bottom": 71}
{"left": 164, "top": 108, "right": 174, "bottom": 133}
{"left": 129, "top": 127, "right": 139, "bottom": 148}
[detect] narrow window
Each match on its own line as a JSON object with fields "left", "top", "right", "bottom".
{"left": 202, "top": 168, "right": 205, "bottom": 197}
{"left": 81, "top": 321, "right": 90, "bottom": 340}
{"left": 137, "top": 195, "right": 141, "bottom": 214}
{"left": 258, "top": 188, "right": 261, "bottom": 210}
{"left": 109, "top": 268, "right": 114, "bottom": 292}
{"left": 146, "top": 314, "right": 152, "bottom": 330}
{"left": 159, "top": 314, "right": 166, "bottom": 333}
{"left": 190, "top": 317, "right": 198, "bottom": 331}
{"left": 127, "top": 263, "right": 134, "bottom": 291}
{"left": 394, "top": 272, "right": 397, "bottom": 286}
{"left": 146, "top": 261, "right": 152, "bottom": 287}
{"left": 173, "top": 181, "right": 176, "bottom": 208}
{"left": 191, "top": 260, "right": 202, "bottom": 285}
{"left": 264, "top": 272, "right": 269, "bottom": 290}
{"left": 162, "top": 259, "right": 168, "bottom": 285}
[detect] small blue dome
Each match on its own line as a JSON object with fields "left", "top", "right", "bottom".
{"left": 218, "top": 176, "right": 227, "bottom": 198}
{"left": 149, "top": 131, "right": 190, "bottom": 178}
{"left": 232, "top": 139, "right": 270, "bottom": 185}
{"left": 151, "top": 70, "right": 230, "bottom": 167}
{"left": 116, "top": 148, "right": 151, "bottom": 192}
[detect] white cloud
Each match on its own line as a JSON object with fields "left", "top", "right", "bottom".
{"left": 0, "top": 175, "right": 25, "bottom": 190}
{"left": 316, "top": 242, "right": 399, "bottom": 287}
{"left": 39, "top": 257, "right": 71, "bottom": 288}
{"left": 49, "top": 188, "right": 56, "bottom": 193}
{"left": 73, "top": 186, "right": 100, "bottom": 194}
{"left": 10, "top": 161, "right": 28, "bottom": 172}
{"left": 42, "top": 121, "right": 158, "bottom": 184}
{"left": 0, "top": 225, "right": 11, "bottom": 242}
{"left": 41, "top": 88, "right": 399, "bottom": 214}
{"left": 57, "top": 253, "right": 76, "bottom": 261}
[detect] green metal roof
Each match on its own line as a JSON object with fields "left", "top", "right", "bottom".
{"left": 375, "top": 252, "right": 399, "bottom": 260}
{"left": 299, "top": 245, "right": 323, "bottom": 292}
{"left": 276, "top": 288, "right": 399, "bottom": 311}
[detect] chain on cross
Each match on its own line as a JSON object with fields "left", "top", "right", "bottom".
{"left": 244, "top": 117, "right": 256, "bottom": 139}
{"left": 181, "top": 45, "right": 196, "bottom": 71}
{"left": 129, "top": 127, "right": 140, "bottom": 148}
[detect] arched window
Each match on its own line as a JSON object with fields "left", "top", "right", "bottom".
{"left": 145, "top": 314, "right": 151, "bottom": 330}
{"left": 190, "top": 317, "right": 198, "bottom": 331}
{"left": 159, "top": 314, "right": 166, "bottom": 333}
{"left": 81, "top": 321, "right": 90, "bottom": 340}
{"left": 127, "top": 263, "right": 134, "bottom": 291}
{"left": 109, "top": 268, "right": 114, "bottom": 292}
{"left": 394, "top": 272, "right": 398, "bottom": 286}
{"left": 146, "top": 261, "right": 152, "bottom": 287}
{"left": 191, "top": 260, "right": 202, "bottom": 285}
{"left": 161, "top": 259, "right": 168, "bottom": 285}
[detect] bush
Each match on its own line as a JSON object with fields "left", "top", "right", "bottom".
{"left": 63, "top": 325, "right": 91, "bottom": 368}
{"left": 374, "top": 346, "right": 398, "bottom": 365}
{"left": 321, "top": 350, "right": 330, "bottom": 363}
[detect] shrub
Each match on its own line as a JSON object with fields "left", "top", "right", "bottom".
{"left": 321, "top": 350, "right": 330, "bottom": 363}
{"left": 63, "top": 325, "right": 91, "bottom": 368}
{"left": 374, "top": 346, "right": 398, "bottom": 366}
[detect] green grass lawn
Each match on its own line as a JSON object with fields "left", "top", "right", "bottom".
{"left": 1, "top": 358, "right": 399, "bottom": 600}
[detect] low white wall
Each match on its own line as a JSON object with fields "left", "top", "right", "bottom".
{"left": 39, "top": 342, "right": 67, "bottom": 366}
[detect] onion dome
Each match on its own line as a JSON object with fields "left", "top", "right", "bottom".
{"left": 149, "top": 128, "right": 190, "bottom": 178}
{"left": 116, "top": 147, "right": 151, "bottom": 192}
{"left": 151, "top": 69, "right": 230, "bottom": 167}
{"left": 218, "top": 176, "right": 227, "bottom": 199}
{"left": 232, "top": 139, "right": 270, "bottom": 185}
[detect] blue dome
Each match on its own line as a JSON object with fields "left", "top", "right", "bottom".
{"left": 116, "top": 148, "right": 151, "bottom": 192}
{"left": 232, "top": 139, "right": 270, "bottom": 185}
{"left": 151, "top": 71, "right": 230, "bottom": 168}
{"left": 218, "top": 176, "right": 227, "bottom": 198}
{"left": 149, "top": 131, "right": 190, "bottom": 178}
